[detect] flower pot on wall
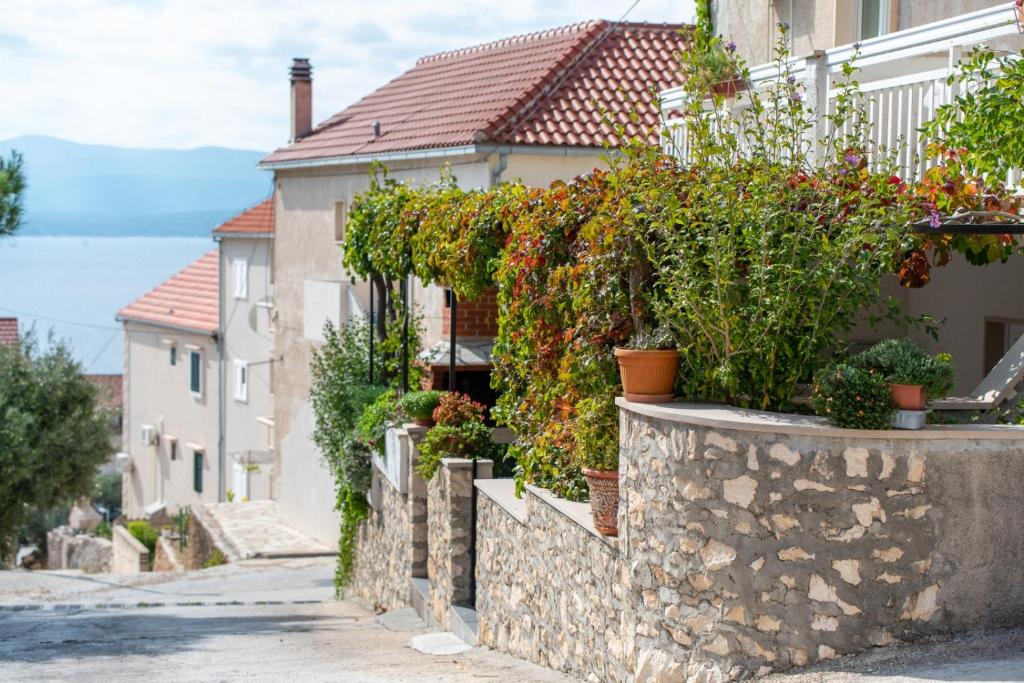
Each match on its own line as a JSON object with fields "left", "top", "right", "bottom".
{"left": 413, "top": 417, "right": 435, "bottom": 427}
{"left": 890, "top": 383, "right": 926, "bottom": 411}
{"left": 582, "top": 467, "right": 619, "bottom": 537}
{"left": 614, "top": 348, "right": 680, "bottom": 403}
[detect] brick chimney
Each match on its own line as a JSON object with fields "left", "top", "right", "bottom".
{"left": 289, "top": 58, "right": 312, "bottom": 142}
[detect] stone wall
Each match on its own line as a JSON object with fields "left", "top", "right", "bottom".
{"left": 619, "top": 402, "right": 1024, "bottom": 680}
{"left": 46, "top": 527, "right": 112, "bottom": 573}
{"left": 184, "top": 505, "right": 230, "bottom": 570}
{"left": 427, "top": 458, "right": 492, "bottom": 629}
{"left": 154, "top": 535, "right": 185, "bottom": 572}
{"left": 476, "top": 484, "right": 633, "bottom": 683}
{"left": 351, "top": 425, "right": 428, "bottom": 611}
{"left": 111, "top": 524, "right": 149, "bottom": 573}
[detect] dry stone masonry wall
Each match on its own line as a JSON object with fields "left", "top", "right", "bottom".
{"left": 351, "top": 444, "right": 427, "bottom": 611}
{"left": 476, "top": 486, "right": 633, "bottom": 683}
{"left": 619, "top": 406, "right": 1024, "bottom": 680}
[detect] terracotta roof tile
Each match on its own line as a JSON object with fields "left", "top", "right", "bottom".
{"left": 117, "top": 251, "right": 219, "bottom": 334}
{"left": 0, "top": 317, "right": 17, "bottom": 346}
{"left": 212, "top": 198, "right": 274, "bottom": 235}
{"left": 87, "top": 374, "right": 123, "bottom": 411}
{"left": 263, "top": 20, "right": 688, "bottom": 164}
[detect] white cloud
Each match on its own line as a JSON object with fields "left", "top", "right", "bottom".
{"left": 0, "top": 0, "right": 695, "bottom": 151}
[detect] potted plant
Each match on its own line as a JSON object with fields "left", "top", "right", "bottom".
{"left": 614, "top": 325, "right": 679, "bottom": 403}
{"left": 414, "top": 392, "right": 493, "bottom": 480}
{"left": 851, "top": 339, "right": 954, "bottom": 410}
{"left": 573, "top": 395, "right": 620, "bottom": 536}
{"left": 397, "top": 390, "right": 445, "bottom": 426}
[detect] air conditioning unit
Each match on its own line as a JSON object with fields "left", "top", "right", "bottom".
{"left": 140, "top": 424, "right": 159, "bottom": 446}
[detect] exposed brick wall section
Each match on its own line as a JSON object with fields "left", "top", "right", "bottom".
{"left": 442, "top": 289, "right": 499, "bottom": 339}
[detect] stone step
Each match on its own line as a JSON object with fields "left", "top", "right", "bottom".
{"left": 450, "top": 604, "right": 478, "bottom": 646}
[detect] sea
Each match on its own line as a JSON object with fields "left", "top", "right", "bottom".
{"left": 0, "top": 236, "right": 215, "bottom": 375}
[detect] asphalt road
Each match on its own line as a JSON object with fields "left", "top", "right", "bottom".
{"left": 0, "top": 559, "right": 575, "bottom": 683}
{"left": 1, "top": 560, "right": 1023, "bottom": 682}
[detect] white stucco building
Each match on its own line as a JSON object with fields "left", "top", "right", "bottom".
{"left": 118, "top": 201, "right": 275, "bottom": 518}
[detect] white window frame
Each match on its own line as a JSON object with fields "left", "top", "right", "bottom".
{"left": 856, "top": 0, "right": 891, "bottom": 41}
{"left": 233, "top": 258, "right": 248, "bottom": 300}
{"left": 189, "top": 349, "right": 203, "bottom": 397}
{"left": 234, "top": 359, "right": 249, "bottom": 403}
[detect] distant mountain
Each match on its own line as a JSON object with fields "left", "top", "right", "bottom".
{"left": 1, "top": 135, "right": 271, "bottom": 236}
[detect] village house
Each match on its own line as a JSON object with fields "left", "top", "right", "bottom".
{"left": 117, "top": 201, "right": 275, "bottom": 519}
{"left": 259, "top": 20, "right": 690, "bottom": 545}
{"left": 0, "top": 317, "right": 17, "bottom": 346}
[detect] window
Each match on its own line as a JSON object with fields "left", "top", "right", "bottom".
{"left": 233, "top": 259, "right": 248, "bottom": 300}
{"left": 167, "top": 437, "right": 178, "bottom": 461}
{"left": 189, "top": 350, "right": 202, "bottom": 395}
{"left": 857, "top": 0, "right": 890, "bottom": 41}
{"left": 334, "top": 201, "right": 347, "bottom": 243}
{"left": 234, "top": 359, "right": 248, "bottom": 403}
{"left": 193, "top": 450, "right": 204, "bottom": 493}
{"left": 170, "top": 345, "right": 177, "bottom": 366}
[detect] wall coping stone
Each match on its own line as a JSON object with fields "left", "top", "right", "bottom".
{"left": 525, "top": 485, "right": 617, "bottom": 549}
{"left": 474, "top": 479, "right": 527, "bottom": 524}
{"left": 617, "top": 398, "right": 1024, "bottom": 441}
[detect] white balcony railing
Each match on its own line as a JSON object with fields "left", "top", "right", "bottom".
{"left": 661, "top": 2, "right": 1022, "bottom": 184}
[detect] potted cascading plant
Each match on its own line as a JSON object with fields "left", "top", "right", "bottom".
{"left": 851, "top": 339, "right": 954, "bottom": 411}
{"left": 397, "top": 389, "right": 445, "bottom": 426}
{"left": 573, "top": 394, "right": 620, "bottom": 536}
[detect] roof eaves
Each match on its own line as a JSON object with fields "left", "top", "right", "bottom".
{"left": 117, "top": 315, "right": 218, "bottom": 338}
{"left": 260, "top": 143, "right": 481, "bottom": 170}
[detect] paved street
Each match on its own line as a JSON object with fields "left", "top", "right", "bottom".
{"left": 0, "top": 558, "right": 576, "bottom": 683}
{"left": 2, "top": 559, "right": 1023, "bottom": 682}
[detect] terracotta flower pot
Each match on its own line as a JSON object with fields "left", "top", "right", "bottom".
{"left": 413, "top": 417, "right": 435, "bottom": 427}
{"left": 614, "top": 348, "right": 680, "bottom": 403}
{"left": 890, "top": 383, "right": 926, "bottom": 411}
{"left": 582, "top": 467, "right": 619, "bottom": 537}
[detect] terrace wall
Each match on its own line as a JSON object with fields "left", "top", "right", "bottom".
{"left": 350, "top": 403, "right": 1024, "bottom": 681}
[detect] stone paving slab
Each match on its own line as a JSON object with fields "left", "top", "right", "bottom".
{"left": 200, "top": 501, "right": 334, "bottom": 559}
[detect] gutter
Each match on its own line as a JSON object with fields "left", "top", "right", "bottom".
{"left": 217, "top": 247, "right": 226, "bottom": 503}
{"left": 116, "top": 317, "right": 218, "bottom": 338}
{"left": 259, "top": 143, "right": 611, "bottom": 171}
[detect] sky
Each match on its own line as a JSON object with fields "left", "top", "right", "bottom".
{"left": 0, "top": 0, "right": 697, "bottom": 152}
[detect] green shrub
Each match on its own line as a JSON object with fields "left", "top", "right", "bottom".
{"left": 201, "top": 549, "right": 226, "bottom": 569}
{"left": 572, "top": 394, "right": 619, "bottom": 471}
{"left": 433, "top": 392, "right": 486, "bottom": 426}
{"left": 415, "top": 420, "right": 494, "bottom": 480}
{"left": 811, "top": 363, "right": 894, "bottom": 429}
{"left": 126, "top": 520, "right": 158, "bottom": 557}
{"left": 94, "top": 520, "right": 112, "bottom": 540}
{"left": 93, "top": 472, "right": 122, "bottom": 520}
{"left": 356, "top": 390, "right": 400, "bottom": 455}
{"left": 850, "top": 338, "right": 954, "bottom": 400}
{"left": 397, "top": 390, "right": 445, "bottom": 421}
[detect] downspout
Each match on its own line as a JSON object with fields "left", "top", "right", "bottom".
{"left": 216, "top": 236, "right": 226, "bottom": 503}
{"left": 490, "top": 151, "right": 509, "bottom": 187}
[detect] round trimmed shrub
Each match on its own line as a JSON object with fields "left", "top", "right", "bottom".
{"left": 811, "top": 363, "right": 894, "bottom": 429}
{"left": 397, "top": 390, "right": 445, "bottom": 421}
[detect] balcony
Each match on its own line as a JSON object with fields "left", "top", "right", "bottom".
{"left": 661, "top": 2, "right": 1023, "bottom": 184}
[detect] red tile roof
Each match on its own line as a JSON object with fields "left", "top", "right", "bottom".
{"left": 0, "top": 317, "right": 17, "bottom": 346}
{"left": 263, "top": 20, "right": 688, "bottom": 164}
{"left": 87, "top": 374, "right": 123, "bottom": 411}
{"left": 212, "top": 198, "right": 274, "bottom": 236}
{"left": 117, "top": 251, "right": 219, "bottom": 334}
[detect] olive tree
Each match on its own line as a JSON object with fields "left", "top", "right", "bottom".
{"left": 0, "top": 336, "right": 113, "bottom": 561}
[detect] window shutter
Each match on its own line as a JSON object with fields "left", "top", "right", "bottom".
{"left": 190, "top": 351, "right": 201, "bottom": 394}
{"left": 193, "top": 451, "right": 204, "bottom": 493}
{"left": 234, "top": 259, "right": 248, "bottom": 299}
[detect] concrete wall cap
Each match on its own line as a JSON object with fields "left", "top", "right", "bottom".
{"left": 617, "top": 399, "right": 1024, "bottom": 442}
